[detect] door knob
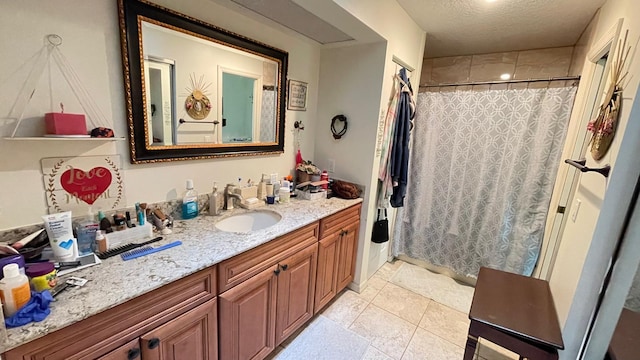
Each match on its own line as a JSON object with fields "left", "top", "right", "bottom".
{"left": 127, "top": 348, "right": 141, "bottom": 360}
{"left": 147, "top": 337, "right": 161, "bottom": 349}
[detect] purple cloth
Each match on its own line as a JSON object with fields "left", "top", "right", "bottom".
{"left": 5, "top": 290, "right": 53, "bottom": 328}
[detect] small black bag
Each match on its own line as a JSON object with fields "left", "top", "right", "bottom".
{"left": 371, "top": 209, "right": 389, "bottom": 243}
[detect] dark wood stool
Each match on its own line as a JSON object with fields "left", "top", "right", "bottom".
{"left": 463, "top": 267, "right": 564, "bottom": 360}
{"left": 606, "top": 308, "right": 640, "bottom": 360}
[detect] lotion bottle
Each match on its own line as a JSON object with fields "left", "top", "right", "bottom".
{"left": 0, "top": 263, "right": 31, "bottom": 317}
{"left": 182, "top": 179, "right": 199, "bottom": 219}
{"left": 209, "top": 183, "right": 220, "bottom": 216}
{"left": 257, "top": 174, "right": 267, "bottom": 200}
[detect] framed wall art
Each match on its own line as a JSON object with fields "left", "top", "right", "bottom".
{"left": 287, "top": 79, "right": 307, "bottom": 111}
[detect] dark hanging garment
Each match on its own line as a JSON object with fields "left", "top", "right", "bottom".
{"left": 390, "top": 68, "right": 415, "bottom": 208}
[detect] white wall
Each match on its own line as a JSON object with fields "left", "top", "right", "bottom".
{"left": 545, "top": 0, "right": 640, "bottom": 357}
{"left": 314, "top": 0, "right": 426, "bottom": 285}
{"left": 315, "top": 42, "right": 387, "bottom": 288}
{"left": 0, "top": 0, "right": 321, "bottom": 230}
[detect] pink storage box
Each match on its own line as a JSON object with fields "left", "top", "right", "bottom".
{"left": 45, "top": 112, "right": 87, "bottom": 135}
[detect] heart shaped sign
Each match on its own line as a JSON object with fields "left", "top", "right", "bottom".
{"left": 60, "top": 167, "right": 112, "bottom": 205}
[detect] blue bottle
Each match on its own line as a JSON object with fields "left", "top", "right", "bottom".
{"left": 182, "top": 179, "right": 199, "bottom": 219}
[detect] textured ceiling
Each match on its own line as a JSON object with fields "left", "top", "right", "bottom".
{"left": 396, "top": 0, "right": 606, "bottom": 58}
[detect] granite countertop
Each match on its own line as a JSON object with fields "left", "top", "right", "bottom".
{"left": 1, "top": 197, "right": 362, "bottom": 353}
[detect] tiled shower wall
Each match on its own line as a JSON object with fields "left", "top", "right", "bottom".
{"left": 419, "top": 46, "right": 585, "bottom": 91}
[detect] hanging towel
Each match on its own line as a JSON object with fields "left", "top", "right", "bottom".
{"left": 377, "top": 73, "right": 401, "bottom": 208}
{"left": 389, "top": 68, "right": 415, "bottom": 207}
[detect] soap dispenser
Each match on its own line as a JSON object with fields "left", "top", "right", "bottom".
{"left": 209, "top": 182, "right": 220, "bottom": 216}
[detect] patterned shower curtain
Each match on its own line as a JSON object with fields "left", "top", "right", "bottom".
{"left": 393, "top": 87, "right": 577, "bottom": 278}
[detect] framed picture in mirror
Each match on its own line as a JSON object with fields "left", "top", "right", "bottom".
{"left": 287, "top": 80, "right": 307, "bottom": 111}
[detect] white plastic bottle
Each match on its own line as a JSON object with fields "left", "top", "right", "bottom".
{"left": 209, "top": 182, "right": 220, "bottom": 216}
{"left": 0, "top": 263, "right": 31, "bottom": 317}
{"left": 182, "top": 179, "right": 199, "bottom": 219}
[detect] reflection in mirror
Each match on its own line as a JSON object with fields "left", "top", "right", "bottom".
{"left": 118, "top": 0, "right": 288, "bottom": 163}
{"left": 141, "top": 21, "right": 280, "bottom": 146}
{"left": 144, "top": 56, "right": 175, "bottom": 146}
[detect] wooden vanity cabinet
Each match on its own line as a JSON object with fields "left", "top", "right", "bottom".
{"left": 219, "top": 264, "right": 279, "bottom": 360}
{"left": 314, "top": 204, "right": 361, "bottom": 314}
{"left": 3, "top": 267, "right": 217, "bottom": 360}
{"left": 140, "top": 298, "right": 218, "bottom": 360}
{"left": 4, "top": 203, "right": 361, "bottom": 360}
{"left": 97, "top": 339, "right": 142, "bottom": 360}
{"left": 275, "top": 243, "right": 318, "bottom": 346}
{"left": 218, "top": 224, "right": 319, "bottom": 360}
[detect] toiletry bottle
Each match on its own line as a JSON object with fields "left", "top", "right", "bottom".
{"left": 182, "top": 179, "right": 199, "bottom": 219}
{"left": 321, "top": 170, "right": 329, "bottom": 190}
{"left": 135, "top": 203, "right": 145, "bottom": 226}
{"left": 0, "top": 263, "right": 31, "bottom": 317}
{"left": 257, "top": 174, "right": 267, "bottom": 200}
{"left": 273, "top": 181, "right": 281, "bottom": 202}
{"left": 76, "top": 208, "right": 99, "bottom": 256}
{"left": 209, "top": 183, "right": 220, "bottom": 216}
{"left": 95, "top": 230, "right": 107, "bottom": 253}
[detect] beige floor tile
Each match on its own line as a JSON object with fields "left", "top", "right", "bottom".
{"left": 349, "top": 304, "right": 416, "bottom": 359}
{"left": 375, "top": 260, "right": 404, "bottom": 281}
{"left": 372, "top": 282, "right": 430, "bottom": 325}
{"left": 361, "top": 345, "right": 394, "bottom": 360}
{"left": 419, "top": 302, "right": 470, "bottom": 348}
{"left": 321, "top": 290, "right": 369, "bottom": 328}
{"left": 390, "top": 262, "right": 474, "bottom": 314}
{"left": 275, "top": 316, "right": 369, "bottom": 360}
{"left": 401, "top": 327, "right": 464, "bottom": 360}
{"left": 477, "top": 338, "right": 519, "bottom": 360}
{"left": 358, "top": 274, "right": 387, "bottom": 301}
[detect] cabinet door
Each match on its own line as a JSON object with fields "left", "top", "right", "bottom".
{"left": 219, "top": 265, "right": 278, "bottom": 360}
{"left": 96, "top": 339, "right": 141, "bottom": 360}
{"left": 140, "top": 297, "right": 218, "bottom": 360}
{"left": 314, "top": 232, "right": 340, "bottom": 314}
{"left": 337, "top": 221, "right": 360, "bottom": 292}
{"left": 275, "top": 243, "right": 318, "bottom": 345}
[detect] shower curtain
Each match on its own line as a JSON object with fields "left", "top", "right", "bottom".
{"left": 393, "top": 87, "right": 577, "bottom": 278}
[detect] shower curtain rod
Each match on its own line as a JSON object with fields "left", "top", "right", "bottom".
{"left": 419, "top": 76, "right": 580, "bottom": 88}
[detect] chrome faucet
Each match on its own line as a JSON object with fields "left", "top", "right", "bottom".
{"left": 224, "top": 183, "right": 243, "bottom": 210}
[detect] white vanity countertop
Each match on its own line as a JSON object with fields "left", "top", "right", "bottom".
{"left": 1, "top": 197, "right": 362, "bottom": 353}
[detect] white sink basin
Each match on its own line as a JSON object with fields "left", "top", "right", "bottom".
{"left": 215, "top": 211, "right": 282, "bottom": 233}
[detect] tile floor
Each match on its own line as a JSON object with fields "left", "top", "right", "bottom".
{"left": 270, "top": 260, "right": 521, "bottom": 360}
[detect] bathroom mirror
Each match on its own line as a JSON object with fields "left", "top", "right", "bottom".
{"left": 118, "top": 0, "right": 288, "bottom": 163}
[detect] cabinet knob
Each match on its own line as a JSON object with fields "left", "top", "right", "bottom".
{"left": 339, "top": 229, "right": 346, "bottom": 236}
{"left": 280, "top": 264, "right": 288, "bottom": 271}
{"left": 148, "top": 337, "right": 161, "bottom": 349}
{"left": 274, "top": 268, "right": 281, "bottom": 275}
{"left": 127, "top": 348, "right": 141, "bottom": 360}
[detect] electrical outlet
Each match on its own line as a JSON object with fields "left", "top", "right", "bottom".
{"left": 328, "top": 159, "right": 335, "bottom": 173}
{"left": 571, "top": 199, "right": 582, "bottom": 222}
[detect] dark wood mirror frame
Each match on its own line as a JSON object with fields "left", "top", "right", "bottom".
{"left": 118, "top": 0, "right": 288, "bottom": 164}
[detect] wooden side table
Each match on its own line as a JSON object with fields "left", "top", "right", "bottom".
{"left": 606, "top": 308, "right": 640, "bottom": 360}
{"left": 463, "top": 267, "right": 564, "bottom": 360}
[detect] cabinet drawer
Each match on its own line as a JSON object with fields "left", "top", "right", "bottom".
{"left": 218, "top": 222, "right": 318, "bottom": 293}
{"left": 4, "top": 267, "right": 216, "bottom": 360}
{"left": 318, "top": 204, "right": 361, "bottom": 239}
